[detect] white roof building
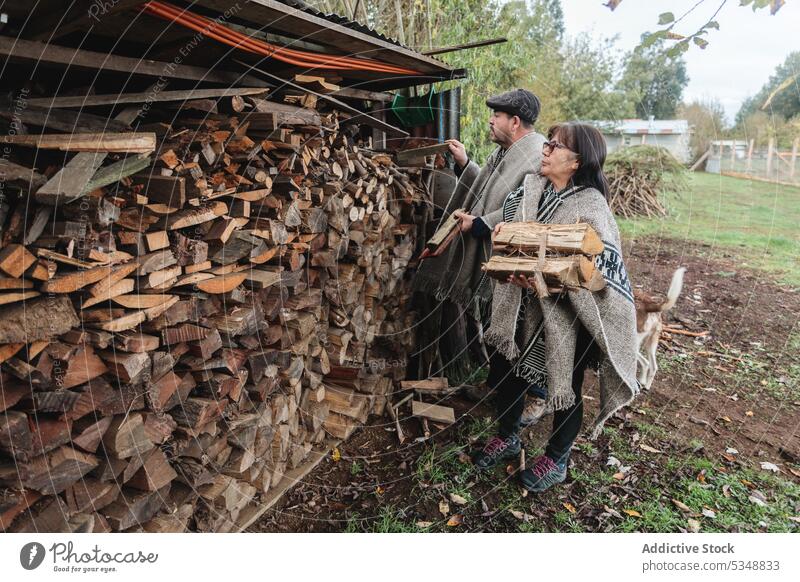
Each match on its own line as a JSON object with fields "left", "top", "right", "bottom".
{"left": 592, "top": 117, "right": 692, "bottom": 164}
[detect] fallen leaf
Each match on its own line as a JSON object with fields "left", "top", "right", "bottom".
{"left": 722, "top": 484, "right": 731, "bottom": 498}
{"left": 416, "top": 521, "right": 433, "bottom": 528}
{"left": 745, "top": 410, "right": 754, "bottom": 417}
{"left": 508, "top": 509, "right": 534, "bottom": 522}
{"left": 439, "top": 500, "right": 450, "bottom": 516}
{"left": 612, "top": 472, "right": 626, "bottom": 480}
{"left": 375, "top": 486, "right": 384, "bottom": 495}
{"left": 623, "top": 509, "right": 641, "bottom": 518}
{"left": 331, "top": 447, "right": 341, "bottom": 462}
{"left": 748, "top": 490, "right": 768, "bottom": 506}
{"left": 603, "top": 505, "right": 622, "bottom": 519}
{"left": 672, "top": 499, "right": 692, "bottom": 513}
{"left": 788, "top": 517, "right": 800, "bottom": 524}
{"left": 788, "top": 467, "right": 800, "bottom": 478}
{"left": 458, "top": 452, "right": 471, "bottom": 464}
{"left": 606, "top": 455, "right": 621, "bottom": 467}
{"left": 720, "top": 416, "right": 732, "bottom": 423}
{"left": 446, "top": 514, "right": 463, "bottom": 527}
{"left": 697, "top": 470, "right": 707, "bottom": 484}
{"left": 449, "top": 493, "right": 468, "bottom": 506}
{"left": 725, "top": 447, "right": 739, "bottom": 455}
{"left": 687, "top": 518, "right": 701, "bottom": 533}
{"left": 563, "top": 502, "right": 577, "bottom": 513}
{"left": 640, "top": 443, "right": 663, "bottom": 454}
{"left": 702, "top": 508, "right": 717, "bottom": 519}
{"left": 741, "top": 479, "right": 756, "bottom": 489}
{"left": 760, "top": 461, "right": 780, "bottom": 473}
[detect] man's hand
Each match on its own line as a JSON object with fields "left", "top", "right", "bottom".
{"left": 447, "top": 139, "right": 468, "bottom": 168}
{"left": 453, "top": 210, "right": 475, "bottom": 233}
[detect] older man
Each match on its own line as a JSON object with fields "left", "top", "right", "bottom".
{"left": 415, "top": 88, "right": 544, "bottom": 305}
{"left": 413, "top": 89, "right": 547, "bottom": 420}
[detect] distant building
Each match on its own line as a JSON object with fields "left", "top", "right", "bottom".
{"left": 592, "top": 117, "right": 692, "bottom": 164}
{"left": 709, "top": 139, "right": 749, "bottom": 159}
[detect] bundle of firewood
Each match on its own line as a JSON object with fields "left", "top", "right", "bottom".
{"left": 605, "top": 145, "right": 687, "bottom": 219}
{"left": 0, "top": 87, "right": 423, "bottom": 533}
{"left": 483, "top": 222, "right": 606, "bottom": 294}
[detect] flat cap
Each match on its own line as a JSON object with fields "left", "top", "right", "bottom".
{"left": 485, "top": 89, "right": 541, "bottom": 124}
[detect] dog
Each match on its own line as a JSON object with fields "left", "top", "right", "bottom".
{"left": 633, "top": 267, "right": 686, "bottom": 390}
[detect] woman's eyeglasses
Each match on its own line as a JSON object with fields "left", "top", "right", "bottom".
{"left": 543, "top": 140, "right": 573, "bottom": 155}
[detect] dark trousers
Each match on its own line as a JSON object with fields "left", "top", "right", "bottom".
{"left": 490, "top": 325, "right": 597, "bottom": 464}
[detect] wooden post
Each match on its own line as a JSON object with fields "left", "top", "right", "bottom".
{"left": 791, "top": 137, "right": 798, "bottom": 179}
{"left": 746, "top": 139, "right": 755, "bottom": 173}
{"left": 766, "top": 138, "right": 774, "bottom": 178}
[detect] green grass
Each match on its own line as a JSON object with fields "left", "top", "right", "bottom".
{"left": 618, "top": 172, "right": 800, "bottom": 285}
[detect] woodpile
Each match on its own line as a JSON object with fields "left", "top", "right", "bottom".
{"left": 0, "top": 84, "right": 425, "bottom": 533}
{"left": 483, "top": 222, "right": 606, "bottom": 294}
{"left": 605, "top": 145, "right": 688, "bottom": 219}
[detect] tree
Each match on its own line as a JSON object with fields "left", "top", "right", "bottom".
{"left": 619, "top": 38, "right": 689, "bottom": 119}
{"left": 676, "top": 99, "right": 726, "bottom": 160}
{"left": 557, "top": 35, "right": 633, "bottom": 121}
{"left": 735, "top": 51, "right": 800, "bottom": 125}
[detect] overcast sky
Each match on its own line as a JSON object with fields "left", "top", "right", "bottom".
{"left": 560, "top": 0, "right": 800, "bottom": 123}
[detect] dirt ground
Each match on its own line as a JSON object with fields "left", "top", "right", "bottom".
{"left": 251, "top": 237, "right": 800, "bottom": 533}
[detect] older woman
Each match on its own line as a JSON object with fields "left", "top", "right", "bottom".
{"left": 470, "top": 122, "right": 639, "bottom": 493}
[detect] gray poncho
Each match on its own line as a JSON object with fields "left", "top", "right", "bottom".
{"left": 413, "top": 131, "right": 545, "bottom": 309}
{"left": 485, "top": 173, "right": 639, "bottom": 439}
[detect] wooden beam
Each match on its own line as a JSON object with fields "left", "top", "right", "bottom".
{"left": 0, "top": 36, "right": 269, "bottom": 87}
{"left": 0, "top": 105, "right": 130, "bottom": 133}
{"left": 424, "top": 37, "right": 508, "bottom": 56}
{"left": 28, "top": 0, "right": 144, "bottom": 41}
{"left": 28, "top": 87, "right": 270, "bottom": 109}
{"left": 1, "top": 132, "right": 156, "bottom": 154}
{"left": 411, "top": 400, "right": 455, "bottom": 424}
{"left": 332, "top": 86, "right": 395, "bottom": 103}
{"left": 234, "top": 439, "right": 340, "bottom": 532}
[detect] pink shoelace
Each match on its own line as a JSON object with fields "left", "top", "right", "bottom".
{"left": 483, "top": 436, "right": 508, "bottom": 455}
{"left": 531, "top": 455, "right": 558, "bottom": 479}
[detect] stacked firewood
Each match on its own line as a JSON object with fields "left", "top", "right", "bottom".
{"left": 605, "top": 145, "right": 687, "bottom": 219}
{"left": 0, "top": 88, "right": 422, "bottom": 533}
{"left": 483, "top": 223, "right": 607, "bottom": 294}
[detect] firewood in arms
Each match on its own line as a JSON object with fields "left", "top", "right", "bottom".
{"left": 492, "top": 222, "right": 604, "bottom": 256}
{"left": 419, "top": 208, "right": 466, "bottom": 260}
{"left": 482, "top": 255, "right": 606, "bottom": 292}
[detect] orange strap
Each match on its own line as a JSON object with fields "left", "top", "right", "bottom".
{"left": 141, "top": 1, "right": 420, "bottom": 75}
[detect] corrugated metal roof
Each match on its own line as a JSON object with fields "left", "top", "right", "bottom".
{"left": 278, "top": 0, "right": 416, "bottom": 52}
{"left": 592, "top": 119, "right": 690, "bottom": 135}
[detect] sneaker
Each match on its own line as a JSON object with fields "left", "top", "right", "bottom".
{"left": 519, "top": 455, "right": 567, "bottom": 492}
{"left": 470, "top": 434, "right": 521, "bottom": 470}
{"left": 519, "top": 397, "right": 548, "bottom": 428}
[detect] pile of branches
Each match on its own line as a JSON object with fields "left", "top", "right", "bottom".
{"left": 605, "top": 145, "right": 687, "bottom": 218}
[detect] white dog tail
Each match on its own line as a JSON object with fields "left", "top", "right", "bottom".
{"left": 660, "top": 267, "right": 686, "bottom": 312}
